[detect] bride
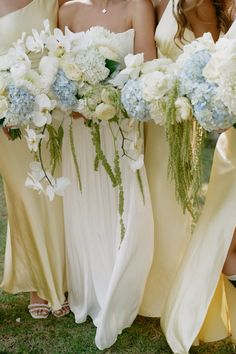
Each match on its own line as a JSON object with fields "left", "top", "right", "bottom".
{"left": 59, "top": 0, "right": 156, "bottom": 349}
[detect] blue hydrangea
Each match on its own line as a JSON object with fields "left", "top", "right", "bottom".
{"left": 121, "top": 79, "right": 150, "bottom": 121}
{"left": 178, "top": 50, "right": 236, "bottom": 131}
{"left": 179, "top": 50, "right": 211, "bottom": 97}
{"left": 6, "top": 84, "right": 35, "bottom": 125}
{"left": 52, "top": 69, "right": 78, "bottom": 109}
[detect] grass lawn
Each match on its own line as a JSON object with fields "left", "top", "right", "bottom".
{"left": 0, "top": 139, "right": 236, "bottom": 353}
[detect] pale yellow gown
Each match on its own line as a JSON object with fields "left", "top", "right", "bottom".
{"left": 140, "top": 1, "right": 193, "bottom": 317}
{"left": 0, "top": 0, "right": 67, "bottom": 311}
{"left": 160, "top": 14, "right": 236, "bottom": 354}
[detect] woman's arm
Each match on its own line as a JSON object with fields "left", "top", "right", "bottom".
{"left": 156, "top": 0, "right": 169, "bottom": 22}
{"left": 184, "top": 0, "right": 219, "bottom": 40}
{"left": 131, "top": 0, "right": 157, "bottom": 60}
{"left": 58, "top": 0, "right": 69, "bottom": 7}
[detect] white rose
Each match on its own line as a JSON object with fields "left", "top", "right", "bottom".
{"left": 95, "top": 103, "right": 116, "bottom": 121}
{"left": 101, "top": 89, "right": 111, "bottom": 104}
{"left": 175, "top": 97, "right": 193, "bottom": 122}
{"left": 140, "top": 72, "right": 171, "bottom": 101}
{"left": 0, "top": 96, "right": 8, "bottom": 119}
{"left": 62, "top": 61, "right": 82, "bottom": 81}
{"left": 141, "top": 58, "right": 173, "bottom": 74}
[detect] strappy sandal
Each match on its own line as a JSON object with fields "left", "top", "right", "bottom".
{"left": 28, "top": 303, "right": 50, "bottom": 319}
{"left": 52, "top": 300, "right": 70, "bottom": 318}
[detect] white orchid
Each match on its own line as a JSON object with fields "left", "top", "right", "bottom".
{"left": 122, "top": 53, "right": 144, "bottom": 77}
{"left": 45, "top": 177, "right": 70, "bottom": 201}
{"left": 33, "top": 94, "right": 56, "bottom": 127}
{"left": 129, "top": 154, "right": 144, "bottom": 172}
{"left": 25, "top": 162, "right": 45, "bottom": 193}
{"left": 25, "top": 127, "right": 44, "bottom": 152}
{"left": 26, "top": 19, "right": 52, "bottom": 53}
{"left": 45, "top": 28, "right": 71, "bottom": 56}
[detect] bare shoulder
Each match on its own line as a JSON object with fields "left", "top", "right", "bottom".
{"left": 127, "top": 0, "right": 154, "bottom": 12}
{"left": 59, "top": 0, "right": 81, "bottom": 17}
{"left": 59, "top": 0, "right": 82, "bottom": 28}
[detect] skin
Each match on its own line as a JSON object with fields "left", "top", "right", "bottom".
{"left": 59, "top": 0, "right": 157, "bottom": 61}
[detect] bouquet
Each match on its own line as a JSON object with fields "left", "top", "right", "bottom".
{"left": 0, "top": 23, "right": 70, "bottom": 200}
{"left": 165, "top": 33, "right": 236, "bottom": 217}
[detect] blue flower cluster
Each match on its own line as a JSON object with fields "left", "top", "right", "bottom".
{"left": 6, "top": 84, "right": 35, "bottom": 124}
{"left": 52, "top": 69, "right": 78, "bottom": 109}
{"left": 179, "top": 50, "right": 236, "bottom": 131}
{"left": 121, "top": 79, "right": 150, "bottom": 121}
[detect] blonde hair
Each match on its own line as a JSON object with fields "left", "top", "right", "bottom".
{"left": 173, "top": 0, "right": 234, "bottom": 43}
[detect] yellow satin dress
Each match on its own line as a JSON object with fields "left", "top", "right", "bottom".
{"left": 0, "top": 0, "right": 67, "bottom": 311}
{"left": 160, "top": 14, "right": 236, "bottom": 354}
{"left": 140, "top": 1, "right": 193, "bottom": 317}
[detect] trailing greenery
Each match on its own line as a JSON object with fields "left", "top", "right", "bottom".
{"left": 165, "top": 81, "right": 208, "bottom": 219}
{"left": 47, "top": 124, "right": 64, "bottom": 175}
{"left": 69, "top": 119, "right": 82, "bottom": 191}
{"left": 91, "top": 122, "right": 117, "bottom": 187}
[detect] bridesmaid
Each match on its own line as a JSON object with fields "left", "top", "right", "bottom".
{"left": 154, "top": 1, "right": 236, "bottom": 353}
{"left": 140, "top": 0, "right": 194, "bottom": 317}
{"left": 0, "top": 0, "right": 69, "bottom": 319}
{"left": 59, "top": 0, "right": 156, "bottom": 349}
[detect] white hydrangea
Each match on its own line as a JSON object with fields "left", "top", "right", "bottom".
{"left": 75, "top": 48, "right": 109, "bottom": 85}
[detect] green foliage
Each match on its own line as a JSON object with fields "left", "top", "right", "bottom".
{"left": 105, "top": 59, "right": 120, "bottom": 75}
{"left": 47, "top": 124, "right": 64, "bottom": 175}
{"left": 91, "top": 122, "right": 117, "bottom": 187}
{"left": 69, "top": 120, "right": 82, "bottom": 191}
{"left": 9, "top": 128, "right": 22, "bottom": 140}
{"left": 165, "top": 81, "right": 208, "bottom": 219}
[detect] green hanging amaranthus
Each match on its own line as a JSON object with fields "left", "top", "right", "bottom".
{"left": 165, "top": 80, "right": 208, "bottom": 219}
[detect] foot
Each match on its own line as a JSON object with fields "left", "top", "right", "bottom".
{"left": 28, "top": 303, "right": 50, "bottom": 319}
{"left": 52, "top": 301, "right": 70, "bottom": 318}
{"left": 28, "top": 292, "right": 50, "bottom": 319}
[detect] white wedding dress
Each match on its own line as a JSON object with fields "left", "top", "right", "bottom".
{"left": 62, "top": 28, "right": 154, "bottom": 350}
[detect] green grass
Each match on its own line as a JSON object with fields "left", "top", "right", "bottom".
{"left": 0, "top": 144, "right": 236, "bottom": 353}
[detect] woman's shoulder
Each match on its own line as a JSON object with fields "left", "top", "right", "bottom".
{"left": 59, "top": 0, "right": 82, "bottom": 17}
{"left": 127, "top": 0, "right": 154, "bottom": 10}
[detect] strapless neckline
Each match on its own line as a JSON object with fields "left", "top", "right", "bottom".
{"left": 0, "top": 0, "right": 37, "bottom": 20}
{"left": 72, "top": 25, "right": 135, "bottom": 36}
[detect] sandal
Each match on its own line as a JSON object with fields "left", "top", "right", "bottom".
{"left": 52, "top": 300, "right": 70, "bottom": 318}
{"left": 28, "top": 303, "right": 50, "bottom": 319}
